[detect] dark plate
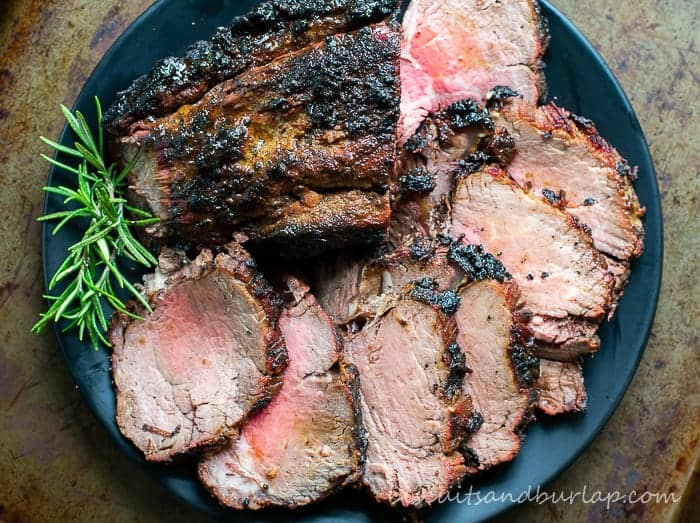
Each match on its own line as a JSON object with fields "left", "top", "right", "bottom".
{"left": 41, "top": 1, "right": 663, "bottom": 521}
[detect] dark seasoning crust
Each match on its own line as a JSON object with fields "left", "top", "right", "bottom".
{"left": 104, "top": 0, "right": 399, "bottom": 133}
{"left": 123, "top": 24, "right": 400, "bottom": 252}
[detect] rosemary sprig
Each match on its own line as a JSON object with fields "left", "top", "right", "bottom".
{"left": 32, "top": 97, "right": 159, "bottom": 350}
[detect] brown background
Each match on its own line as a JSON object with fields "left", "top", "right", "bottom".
{"left": 0, "top": 1, "right": 697, "bottom": 521}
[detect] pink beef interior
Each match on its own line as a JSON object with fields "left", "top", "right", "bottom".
{"left": 400, "top": 0, "right": 544, "bottom": 142}
{"left": 112, "top": 270, "right": 274, "bottom": 462}
{"left": 198, "top": 291, "right": 359, "bottom": 509}
{"left": 346, "top": 298, "right": 467, "bottom": 507}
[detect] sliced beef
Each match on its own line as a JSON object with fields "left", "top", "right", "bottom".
{"left": 494, "top": 99, "right": 645, "bottom": 261}
{"left": 109, "top": 243, "right": 287, "bottom": 462}
{"left": 387, "top": 199, "right": 431, "bottom": 248}
{"left": 118, "top": 23, "right": 400, "bottom": 254}
{"left": 535, "top": 359, "right": 587, "bottom": 415}
{"left": 312, "top": 237, "right": 464, "bottom": 326}
{"left": 527, "top": 316, "right": 601, "bottom": 359}
{"left": 313, "top": 252, "right": 369, "bottom": 326}
{"left": 345, "top": 289, "right": 474, "bottom": 507}
{"left": 396, "top": 100, "right": 495, "bottom": 237}
{"left": 104, "top": 0, "right": 398, "bottom": 133}
{"left": 457, "top": 280, "right": 538, "bottom": 474}
{"left": 198, "top": 278, "right": 362, "bottom": 509}
{"left": 450, "top": 166, "right": 615, "bottom": 358}
{"left": 399, "top": 0, "right": 548, "bottom": 142}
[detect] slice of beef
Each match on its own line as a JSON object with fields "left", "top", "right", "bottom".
{"left": 104, "top": 0, "right": 398, "bottom": 133}
{"left": 527, "top": 316, "right": 601, "bottom": 359}
{"left": 387, "top": 199, "right": 431, "bottom": 248}
{"left": 450, "top": 166, "right": 615, "bottom": 358}
{"left": 109, "top": 242, "right": 287, "bottom": 462}
{"left": 345, "top": 288, "right": 474, "bottom": 507}
{"left": 198, "top": 278, "right": 362, "bottom": 509}
{"left": 118, "top": 23, "right": 400, "bottom": 254}
{"left": 457, "top": 280, "right": 538, "bottom": 474}
{"left": 313, "top": 251, "right": 369, "bottom": 326}
{"left": 396, "top": 100, "right": 496, "bottom": 237}
{"left": 494, "top": 99, "right": 645, "bottom": 261}
{"left": 399, "top": 0, "right": 548, "bottom": 142}
{"left": 312, "top": 237, "right": 464, "bottom": 326}
{"left": 535, "top": 359, "right": 587, "bottom": 415}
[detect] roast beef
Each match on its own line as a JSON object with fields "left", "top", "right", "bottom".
{"left": 399, "top": 0, "right": 548, "bottom": 142}
{"left": 109, "top": 242, "right": 287, "bottom": 462}
{"left": 312, "top": 237, "right": 463, "bottom": 326}
{"left": 493, "top": 98, "right": 645, "bottom": 261}
{"left": 534, "top": 359, "right": 587, "bottom": 415}
{"left": 345, "top": 288, "right": 475, "bottom": 507}
{"left": 117, "top": 22, "right": 400, "bottom": 254}
{"left": 450, "top": 166, "right": 615, "bottom": 358}
{"left": 457, "top": 280, "right": 538, "bottom": 473}
{"left": 396, "top": 99, "right": 495, "bottom": 237}
{"left": 104, "top": 0, "right": 398, "bottom": 133}
{"left": 198, "top": 278, "right": 362, "bottom": 509}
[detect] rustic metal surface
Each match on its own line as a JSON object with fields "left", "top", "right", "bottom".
{"left": 0, "top": 0, "right": 697, "bottom": 522}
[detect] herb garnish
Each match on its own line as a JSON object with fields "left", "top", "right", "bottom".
{"left": 32, "top": 97, "right": 158, "bottom": 350}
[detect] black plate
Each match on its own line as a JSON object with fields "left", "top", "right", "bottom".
{"left": 42, "top": 1, "right": 663, "bottom": 521}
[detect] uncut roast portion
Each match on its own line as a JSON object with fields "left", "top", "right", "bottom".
{"left": 107, "top": 0, "right": 401, "bottom": 256}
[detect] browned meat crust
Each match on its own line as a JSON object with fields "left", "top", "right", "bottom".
{"left": 118, "top": 24, "right": 400, "bottom": 254}
{"left": 104, "top": 0, "right": 399, "bottom": 133}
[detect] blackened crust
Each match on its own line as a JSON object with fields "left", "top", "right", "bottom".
{"left": 104, "top": 0, "right": 399, "bottom": 133}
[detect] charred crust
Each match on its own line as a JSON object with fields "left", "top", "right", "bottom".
{"left": 447, "top": 242, "right": 510, "bottom": 282}
{"left": 456, "top": 150, "right": 493, "bottom": 177}
{"left": 465, "top": 411, "right": 484, "bottom": 434}
{"left": 250, "top": 389, "right": 276, "bottom": 414}
{"left": 444, "top": 99, "right": 494, "bottom": 131}
{"left": 532, "top": 0, "right": 550, "bottom": 102}
{"left": 541, "top": 188, "right": 565, "bottom": 206}
{"left": 399, "top": 167, "right": 436, "bottom": 194}
{"left": 583, "top": 197, "right": 597, "bottom": 206}
{"left": 136, "top": 25, "right": 399, "bottom": 253}
{"left": 509, "top": 324, "right": 539, "bottom": 386}
{"left": 486, "top": 85, "right": 520, "bottom": 106}
{"left": 408, "top": 237, "right": 436, "bottom": 262}
{"left": 437, "top": 233, "right": 453, "bottom": 246}
{"left": 410, "top": 277, "right": 461, "bottom": 315}
{"left": 616, "top": 161, "right": 633, "bottom": 178}
{"left": 483, "top": 128, "right": 517, "bottom": 165}
{"left": 462, "top": 446, "right": 480, "bottom": 468}
{"left": 443, "top": 343, "right": 468, "bottom": 400}
{"left": 533, "top": 0, "right": 551, "bottom": 52}
{"left": 289, "top": 27, "right": 400, "bottom": 138}
{"left": 104, "top": 0, "right": 398, "bottom": 132}
{"left": 341, "top": 361, "right": 369, "bottom": 460}
{"left": 570, "top": 112, "right": 596, "bottom": 131}
{"left": 403, "top": 129, "right": 430, "bottom": 154}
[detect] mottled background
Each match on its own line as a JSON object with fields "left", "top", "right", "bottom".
{"left": 0, "top": 1, "right": 697, "bottom": 522}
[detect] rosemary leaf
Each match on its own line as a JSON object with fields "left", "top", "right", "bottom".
{"left": 32, "top": 97, "right": 159, "bottom": 351}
